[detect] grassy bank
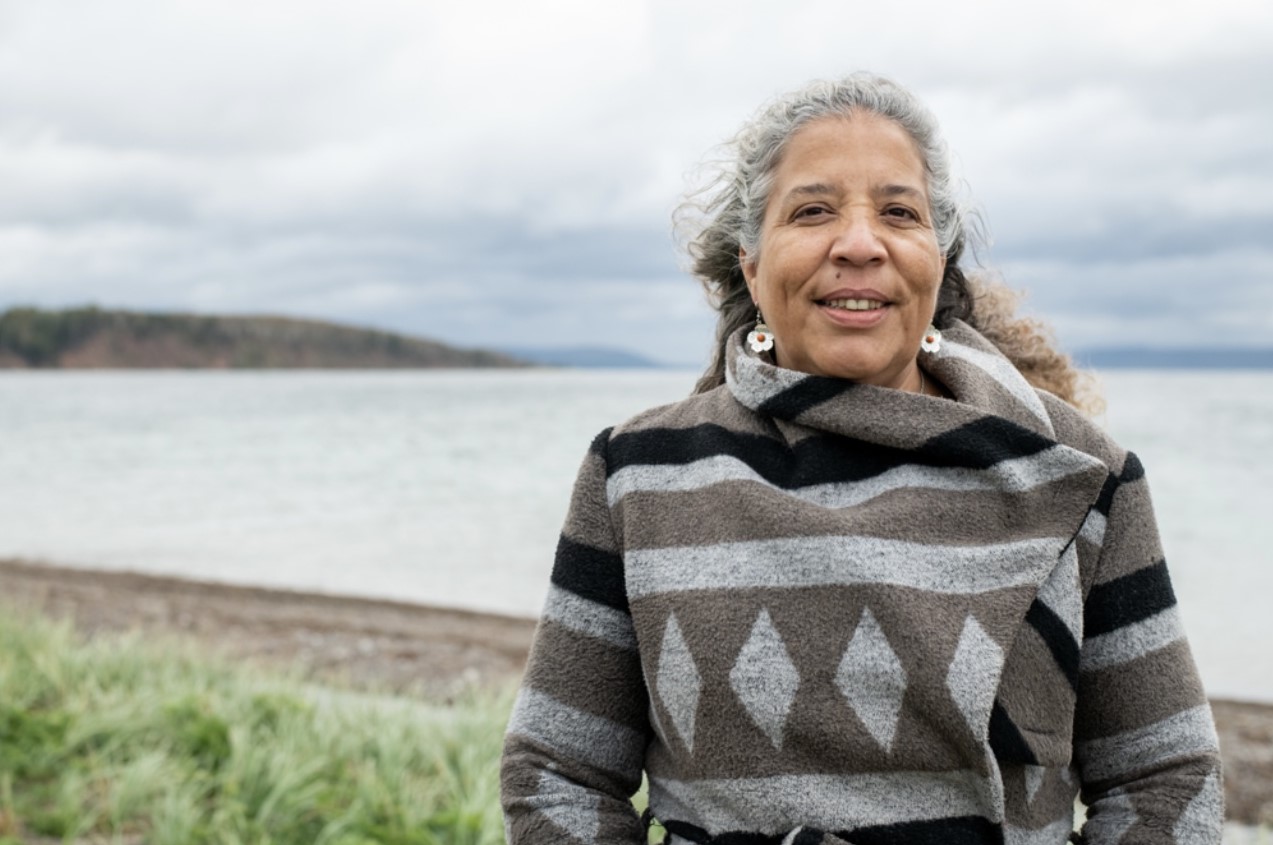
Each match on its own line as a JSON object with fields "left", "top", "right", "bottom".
{"left": 0, "top": 611, "right": 512, "bottom": 844}
{"left": 3, "top": 609, "right": 1262, "bottom": 844}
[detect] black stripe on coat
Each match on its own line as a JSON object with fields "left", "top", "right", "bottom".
{"left": 917, "top": 416, "right": 1055, "bottom": 470}
{"left": 1093, "top": 472, "right": 1119, "bottom": 518}
{"left": 989, "top": 700, "right": 1039, "bottom": 765}
{"left": 846, "top": 816, "right": 1004, "bottom": 845}
{"left": 660, "top": 821, "right": 771, "bottom": 844}
{"left": 606, "top": 420, "right": 1058, "bottom": 489}
{"left": 1119, "top": 451, "right": 1146, "bottom": 484}
{"left": 608, "top": 424, "right": 922, "bottom": 488}
{"left": 550, "top": 536, "right": 629, "bottom": 614}
{"left": 607, "top": 424, "right": 783, "bottom": 472}
{"left": 1083, "top": 559, "right": 1176, "bottom": 638}
{"left": 588, "top": 426, "right": 614, "bottom": 458}
{"left": 756, "top": 376, "right": 856, "bottom": 420}
{"left": 1025, "top": 599, "right": 1081, "bottom": 691}
{"left": 661, "top": 816, "right": 1002, "bottom": 845}
{"left": 1093, "top": 452, "right": 1146, "bottom": 517}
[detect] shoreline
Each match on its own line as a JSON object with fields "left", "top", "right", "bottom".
{"left": 0, "top": 557, "right": 536, "bottom": 699}
{"left": 1, "top": 557, "right": 1269, "bottom": 826}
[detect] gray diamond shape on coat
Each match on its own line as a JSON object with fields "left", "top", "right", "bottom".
{"left": 1024, "top": 765, "right": 1046, "bottom": 804}
{"left": 835, "top": 606, "right": 907, "bottom": 752}
{"left": 656, "top": 613, "right": 702, "bottom": 752}
{"left": 946, "top": 615, "right": 1004, "bottom": 737}
{"left": 729, "top": 608, "right": 800, "bottom": 749}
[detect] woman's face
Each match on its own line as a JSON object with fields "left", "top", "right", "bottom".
{"left": 741, "top": 114, "right": 945, "bottom": 389}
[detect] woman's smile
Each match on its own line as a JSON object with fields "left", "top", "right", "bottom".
{"left": 815, "top": 288, "right": 892, "bottom": 327}
{"left": 821, "top": 298, "right": 886, "bottom": 311}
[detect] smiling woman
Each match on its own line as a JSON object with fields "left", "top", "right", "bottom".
{"left": 500, "top": 73, "right": 1223, "bottom": 845}
{"left": 740, "top": 114, "right": 946, "bottom": 389}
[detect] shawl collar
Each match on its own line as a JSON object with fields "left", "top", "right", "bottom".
{"left": 723, "top": 318, "right": 1111, "bottom": 561}
{"left": 726, "top": 320, "right": 1060, "bottom": 445}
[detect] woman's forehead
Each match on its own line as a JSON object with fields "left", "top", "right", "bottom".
{"left": 771, "top": 116, "right": 929, "bottom": 199}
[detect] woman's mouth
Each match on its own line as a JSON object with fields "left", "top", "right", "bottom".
{"left": 820, "top": 298, "right": 887, "bottom": 311}
{"left": 815, "top": 295, "right": 892, "bottom": 328}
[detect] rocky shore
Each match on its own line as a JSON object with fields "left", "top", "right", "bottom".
{"left": 1, "top": 558, "right": 1269, "bottom": 826}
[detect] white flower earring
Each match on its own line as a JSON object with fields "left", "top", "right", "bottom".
{"left": 747, "top": 309, "right": 775, "bottom": 353}
{"left": 920, "top": 324, "right": 942, "bottom": 353}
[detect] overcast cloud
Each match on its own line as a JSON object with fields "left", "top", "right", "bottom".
{"left": 1, "top": 0, "right": 1270, "bottom": 364}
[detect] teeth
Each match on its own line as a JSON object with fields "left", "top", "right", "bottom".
{"left": 824, "top": 298, "right": 885, "bottom": 311}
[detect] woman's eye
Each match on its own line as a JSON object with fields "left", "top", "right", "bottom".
{"left": 793, "top": 206, "right": 830, "bottom": 220}
{"left": 885, "top": 206, "right": 919, "bottom": 221}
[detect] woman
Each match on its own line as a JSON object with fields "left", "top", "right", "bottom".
{"left": 501, "top": 74, "right": 1223, "bottom": 845}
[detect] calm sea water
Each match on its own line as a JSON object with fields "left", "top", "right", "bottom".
{"left": 0, "top": 369, "right": 1269, "bottom": 701}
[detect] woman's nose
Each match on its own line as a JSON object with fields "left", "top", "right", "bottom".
{"left": 829, "top": 213, "right": 887, "bottom": 266}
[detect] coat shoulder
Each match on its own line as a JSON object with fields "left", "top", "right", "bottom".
{"left": 607, "top": 384, "right": 771, "bottom": 440}
{"left": 1036, "top": 390, "right": 1135, "bottom": 476}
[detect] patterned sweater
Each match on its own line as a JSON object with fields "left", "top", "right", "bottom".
{"left": 501, "top": 322, "right": 1223, "bottom": 845}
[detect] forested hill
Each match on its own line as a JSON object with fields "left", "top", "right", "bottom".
{"left": 0, "top": 307, "right": 527, "bottom": 369}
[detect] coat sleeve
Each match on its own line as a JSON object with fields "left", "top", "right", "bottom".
{"left": 500, "top": 429, "right": 651, "bottom": 845}
{"left": 1074, "top": 451, "right": 1224, "bottom": 844}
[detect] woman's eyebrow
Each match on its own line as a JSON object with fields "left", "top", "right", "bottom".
{"left": 784, "top": 182, "right": 839, "bottom": 199}
{"left": 783, "top": 183, "right": 925, "bottom": 201}
{"left": 877, "top": 183, "right": 926, "bottom": 200}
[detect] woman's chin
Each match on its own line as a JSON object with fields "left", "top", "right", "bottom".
{"left": 782, "top": 346, "right": 913, "bottom": 388}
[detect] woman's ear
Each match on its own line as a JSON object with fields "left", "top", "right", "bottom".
{"left": 740, "top": 247, "right": 758, "bottom": 303}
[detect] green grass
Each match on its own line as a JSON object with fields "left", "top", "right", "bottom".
{"left": 0, "top": 611, "right": 514, "bottom": 844}
{"left": 3, "top": 611, "right": 1262, "bottom": 844}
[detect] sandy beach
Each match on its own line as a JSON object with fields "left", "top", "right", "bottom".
{"left": 2, "top": 557, "right": 1269, "bottom": 827}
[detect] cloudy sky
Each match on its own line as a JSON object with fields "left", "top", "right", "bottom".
{"left": 1, "top": 0, "right": 1270, "bottom": 365}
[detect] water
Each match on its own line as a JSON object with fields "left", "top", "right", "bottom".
{"left": 1094, "top": 371, "right": 1273, "bottom": 704}
{"left": 0, "top": 369, "right": 1269, "bottom": 701}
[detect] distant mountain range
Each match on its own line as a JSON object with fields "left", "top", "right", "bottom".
{"left": 1076, "top": 347, "right": 1273, "bottom": 370}
{"left": 496, "top": 346, "right": 669, "bottom": 368}
{"left": 0, "top": 307, "right": 525, "bottom": 369}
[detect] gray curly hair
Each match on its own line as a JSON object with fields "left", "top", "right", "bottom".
{"left": 680, "top": 72, "right": 976, "bottom": 393}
